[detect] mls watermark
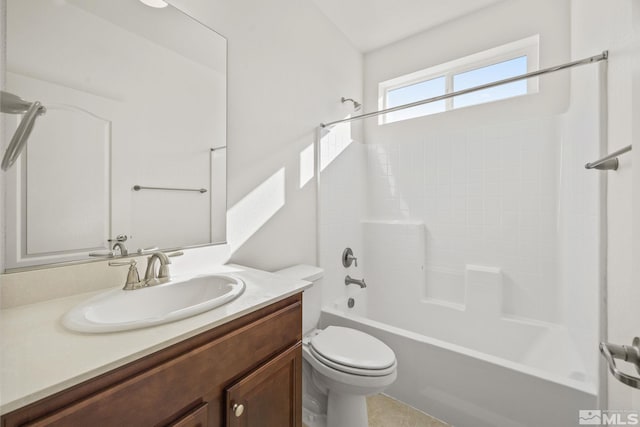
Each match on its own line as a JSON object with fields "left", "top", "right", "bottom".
{"left": 579, "top": 410, "right": 640, "bottom": 425}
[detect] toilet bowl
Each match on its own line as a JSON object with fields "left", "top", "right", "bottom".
{"left": 274, "top": 264, "right": 397, "bottom": 427}
{"left": 303, "top": 327, "right": 397, "bottom": 427}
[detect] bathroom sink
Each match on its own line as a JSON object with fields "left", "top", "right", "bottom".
{"left": 62, "top": 274, "right": 245, "bottom": 333}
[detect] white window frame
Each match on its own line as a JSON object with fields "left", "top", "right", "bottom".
{"left": 378, "top": 35, "right": 540, "bottom": 125}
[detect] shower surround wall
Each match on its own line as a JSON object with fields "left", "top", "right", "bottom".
{"left": 366, "top": 118, "right": 562, "bottom": 322}
{"left": 356, "top": 0, "right": 601, "bottom": 391}
{"left": 316, "top": 0, "right": 601, "bottom": 333}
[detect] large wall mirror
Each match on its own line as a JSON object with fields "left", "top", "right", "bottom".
{"left": 3, "top": 0, "right": 227, "bottom": 271}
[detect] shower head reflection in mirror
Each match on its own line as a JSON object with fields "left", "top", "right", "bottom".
{"left": 0, "top": 91, "right": 47, "bottom": 171}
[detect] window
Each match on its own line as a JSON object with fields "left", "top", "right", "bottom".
{"left": 386, "top": 76, "right": 446, "bottom": 123}
{"left": 452, "top": 56, "right": 527, "bottom": 108}
{"left": 379, "top": 36, "right": 539, "bottom": 124}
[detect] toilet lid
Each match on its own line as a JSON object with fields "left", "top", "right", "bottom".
{"left": 309, "top": 326, "right": 396, "bottom": 371}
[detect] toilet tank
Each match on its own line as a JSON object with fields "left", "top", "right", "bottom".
{"left": 275, "top": 264, "right": 324, "bottom": 334}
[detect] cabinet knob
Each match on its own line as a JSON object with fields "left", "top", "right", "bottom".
{"left": 232, "top": 403, "right": 245, "bottom": 417}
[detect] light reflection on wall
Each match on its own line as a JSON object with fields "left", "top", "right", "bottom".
{"left": 299, "top": 143, "right": 315, "bottom": 188}
{"left": 227, "top": 168, "right": 286, "bottom": 253}
{"left": 319, "top": 119, "right": 352, "bottom": 171}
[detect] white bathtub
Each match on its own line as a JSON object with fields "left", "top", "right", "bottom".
{"left": 320, "top": 288, "right": 597, "bottom": 427}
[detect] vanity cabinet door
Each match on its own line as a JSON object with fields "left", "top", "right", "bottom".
{"left": 225, "top": 344, "right": 302, "bottom": 427}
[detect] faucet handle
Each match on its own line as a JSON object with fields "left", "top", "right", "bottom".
{"left": 89, "top": 250, "right": 115, "bottom": 258}
{"left": 167, "top": 251, "right": 184, "bottom": 258}
{"left": 108, "top": 234, "right": 128, "bottom": 243}
{"left": 342, "top": 248, "right": 358, "bottom": 268}
{"left": 108, "top": 260, "right": 135, "bottom": 266}
{"left": 109, "top": 260, "right": 142, "bottom": 290}
{"left": 136, "top": 246, "right": 159, "bottom": 255}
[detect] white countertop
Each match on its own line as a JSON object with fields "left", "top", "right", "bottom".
{"left": 0, "top": 264, "right": 311, "bottom": 415}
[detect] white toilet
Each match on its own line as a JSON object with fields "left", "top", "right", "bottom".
{"left": 275, "top": 265, "right": 398, "bottom": 427}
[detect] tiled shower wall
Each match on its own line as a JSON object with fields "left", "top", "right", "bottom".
{"left": 366, "top": 117, "right": 562, "bottom": 323}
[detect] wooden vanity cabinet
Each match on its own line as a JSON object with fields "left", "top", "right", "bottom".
{"left": 225, "top": 344, "right": 301, "bottom": 427}
{"left": 1, "top": 294, "right": 303, "bottom": 427}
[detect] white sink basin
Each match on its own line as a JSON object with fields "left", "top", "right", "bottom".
{"left": 62, "top": 274, "right": 245, "bottom": 333}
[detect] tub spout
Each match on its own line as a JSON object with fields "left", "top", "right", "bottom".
{"left": 345, "top": 275, "right": 366, "bottom": 288}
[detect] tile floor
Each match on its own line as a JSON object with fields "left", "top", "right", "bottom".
{"left": 367, "top": 394, "right": 449, "bottom": 427}
{"left": 302, "top": 394, "right": 449, "bottom": 427}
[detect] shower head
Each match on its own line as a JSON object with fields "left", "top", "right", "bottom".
{"left": 1, "top": 91, "right": 46, "bottom": 171}
{"left": 1, "top": 91, "right": 34, "bottom": 114}
{"left": 341, "top": 97, "right": 362, "bottom": 111}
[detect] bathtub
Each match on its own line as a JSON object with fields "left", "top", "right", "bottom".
{"left": 319, "top": 288, "right": 597, "bottom": 427}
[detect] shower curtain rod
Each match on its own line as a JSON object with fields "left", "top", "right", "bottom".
{"left": 320, "top": 51, "right": 609, "bottom": 128}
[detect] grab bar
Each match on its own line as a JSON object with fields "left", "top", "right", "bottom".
{"left": 600, "top": 337, "right": 640, "bottom": 389}
{"left": 133, "top": 185, "right": 207, "bottom": 194}
{"left": 585, "top": 145, "right": 632, "bottom": 170}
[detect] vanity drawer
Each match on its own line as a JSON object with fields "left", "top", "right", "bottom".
{"left": 3, "top": 294, "right": 302, "bottom": 427}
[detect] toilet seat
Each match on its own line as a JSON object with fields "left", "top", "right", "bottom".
{"left": 308, "top": 326, "right": 396, "bottom": 377}
{"left": 309, "top": 346, "right": 397, "bottom": 376}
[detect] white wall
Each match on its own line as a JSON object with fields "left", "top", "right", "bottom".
{"left": 571, "top": 0, "right": 640, "bottom": 410}
{"left": 0, "top": 0, "right": 362, "bottom": 304}
{"left": 632, "top": 2, "right": 640, "bottom": 406}
{"left": 0, "top": 1, "right": 6, "bottom": 276}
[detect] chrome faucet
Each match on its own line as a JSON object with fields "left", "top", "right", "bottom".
{"left": 89, "top": 234, "right": 129, "bottom": 258}
{"left": 345, "top": 275, "right": 366, "bottom": 288}
{"left": 109, "top": 251, "right": 183, "bottom": 290}
{"left": 112, "top": 241, "right": 128, "bottom": 256}
{"left": 144, "top": 251, "right": 183, "bottom": 285}
{"left": 110, "top": 233, "right": 129, "bottom": 256}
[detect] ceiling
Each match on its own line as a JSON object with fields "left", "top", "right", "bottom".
{"left": 310, "top": 0, "right": 507, "bottom": 52}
